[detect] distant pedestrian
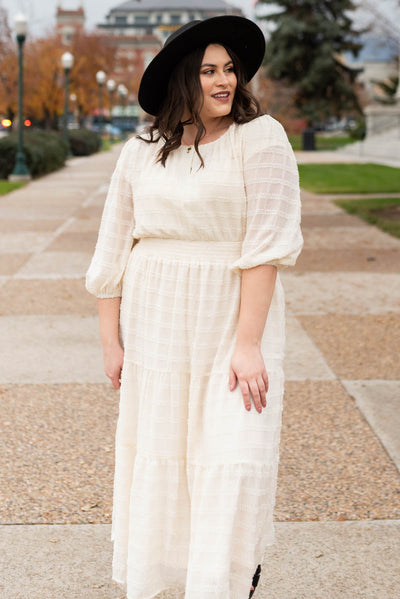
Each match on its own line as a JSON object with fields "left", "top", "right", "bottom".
{"left": 86, "top": 15, "right": 303, "bottom": 599}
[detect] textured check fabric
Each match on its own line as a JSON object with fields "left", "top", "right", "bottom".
{"left": 86, "top": 115, "right": 303, "bottom": 599}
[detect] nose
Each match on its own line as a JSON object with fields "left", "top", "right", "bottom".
{"left": 216, "top": 70, "right": 229, "bottom": 86}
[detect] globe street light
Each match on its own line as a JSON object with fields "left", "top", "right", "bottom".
{"left": 9, "top": 12, "right": 31, "bottom": 181}
{"left": 117, "top": 84, "right": 128, "bottom": 139}
{"left": 96, "top": 70, "right": 106, "bottom": 141}
{"left": 107, "top": 79, "right": 116, "bottom": 141}
{"left": 61, "top": 51, "right": 74, "bottom": 152}
{"left": 117, "top": 83, "right": 128, "bottom": 109}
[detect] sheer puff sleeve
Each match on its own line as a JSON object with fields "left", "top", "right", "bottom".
{"left": 231, "top": 115, "right": 303, "bottom": 271}
{"left": 85, "top": 139, "right": 136, "bottom": 298}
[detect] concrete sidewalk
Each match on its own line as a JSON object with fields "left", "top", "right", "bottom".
{"left": 296, "top": 149, "right": 400, "bottom": 168}
{"left": 0, "top": 144, "right": 399, "bottom": 598}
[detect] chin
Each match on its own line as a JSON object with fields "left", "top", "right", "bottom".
{"left": 213, "top": 106, "right": 233, "bottom": 118}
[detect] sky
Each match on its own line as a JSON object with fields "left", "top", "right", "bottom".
{"left": 0, "top": 0, "right": 253, "bottom": 36}
{"left": 0, "top": 0, "right": 398, "bottom": 40}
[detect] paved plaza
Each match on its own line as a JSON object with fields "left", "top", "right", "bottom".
{"left": 0, "top": 143, "right": 399, "bottom": 598}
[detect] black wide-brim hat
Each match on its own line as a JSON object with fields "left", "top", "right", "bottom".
{"left": 138, "top": 15, "right": 265, "bottom": 116}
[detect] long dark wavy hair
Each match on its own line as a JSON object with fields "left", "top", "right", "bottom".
{"left": 139, "top": 44, "right": 263, "bottom": 167}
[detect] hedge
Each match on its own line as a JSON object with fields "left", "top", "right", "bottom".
{"left": 0, "top": 130, "right": 68, "bottom": 179}
{"left": 0, "top": 129, "right": 102, "bottom": 180}
{"left": 69, "top": 129, "right": 101, "bottom": 156}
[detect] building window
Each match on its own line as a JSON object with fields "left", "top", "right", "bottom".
{"left": 155, "top": 14, "right": 162, "bottom": 24}
{"left": 115, "top": 16, "right": 127, "bottom": 25}
{"left": 135, "top": 15, "right": 149, "bottom": 24}
{"left": 170, "top": 14, "right": 181, "bottom": 24}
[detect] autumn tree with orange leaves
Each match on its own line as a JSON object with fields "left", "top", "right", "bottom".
{"left": 69, "top": 31, "right": 119, "bottom": 125}
{"left": 23, "top": 36, "right": 65, "bottom": 129}
{"left": 0, "top": 7, "right": 17, "bottom": 122}
{"left": 0, "top": 12, "right": 125, "bottom": 130}
{"left": 22, "top": 32, "right": 119, "bottom": 129}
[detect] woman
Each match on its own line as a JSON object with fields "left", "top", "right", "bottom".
{"left": 86, "top": 15, "right": 303, "bottom": 599}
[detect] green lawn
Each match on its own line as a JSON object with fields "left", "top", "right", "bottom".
{"left": 298, "top": 163, "right": 400, "bottom": 194}
{"left": 100, "top": 138, "right": 111, "bottom": 151}
{"left": 100, "top": 137, "right": 121, "bottom": 152}
{"left": 335, "top": 197, "right": 400, "bottom": 239}
{"left": 0, "top": 180, "right": 26, "bottom": 195}
{"left": 289, "top": 135, "right": 353, "bottom": 152}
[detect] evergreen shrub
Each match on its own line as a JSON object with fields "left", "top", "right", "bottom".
{"left": 69, "top": 129, "right": 101, "bottom": 156}
{"left": 0, "top": 130, "right": 68, "bottom": 179}
{"left": 347, "top": 118, "right": 366, "bottom": 141}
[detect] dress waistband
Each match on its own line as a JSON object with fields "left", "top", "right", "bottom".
{"left": 133, "top": 238, "right": 242, "bottom": 262}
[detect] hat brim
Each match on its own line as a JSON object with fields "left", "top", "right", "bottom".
{"left": 138, "top": 15, "right": 265, "bottom": 116}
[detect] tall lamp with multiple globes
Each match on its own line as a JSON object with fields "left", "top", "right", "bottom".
{"left": 61, "top": 51, "right": 74, "bottom": 152}
{"left": 70, "top": 93, "right": 77, "bottom": 127}
{"left": 9, "top": 12, "right": 31, "bottom": 181}
{"left": 96, "top": 70, "right": 106, "bottom": 140}
{"left": 117, "top": 83, "right": 128, "bottom": 110}
{"left": 397, "top": 0, "right": 400, "bottom": 102}
{"left": 117, "top": 84, "right": 128, "bottom": 138}
{"left": 107, "top": 79, "right": 116, "bottom": 141}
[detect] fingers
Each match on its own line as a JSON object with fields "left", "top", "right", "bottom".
{"left": 239, "top": 379, "right": 251, "bottom": 411}
{"left": 250, "top": 376, "right": 267, "bottom": 413}
{"left": 103, "top": 346, "right": 124, "bottom": 390}
{"left": 107, "top": 372, "right": 121, "bottom": 390}
{"left": 105, "top": 365, "right": 123, "bottom": 390}
{"left": 110, "top": 373, "right": 121, "bottom": 390}
{"left": 257, "top": 375, "right": 267, "bottom": 408}
{"left": 262, "top": 369, "right": 269, "bottom": 394}
{"left": 237, "top": 372, "right": 269, "bottom": 413}
{"left": 229, "top": 349, "right": 269, "bottom": 413}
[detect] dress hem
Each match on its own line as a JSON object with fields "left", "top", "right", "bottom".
{"left": 112, "top": 576, "right": 185, "bottom": 599}
{"left": 112, "top": 537, "right": 277, "bottom": 599}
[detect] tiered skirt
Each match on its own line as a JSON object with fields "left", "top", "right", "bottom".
{"left": 112, "top": 238, "right": 286, "bottom": 599}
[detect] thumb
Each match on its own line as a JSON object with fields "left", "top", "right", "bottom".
{"left": 229, "top": 367, "right": 237, "bottom": 391}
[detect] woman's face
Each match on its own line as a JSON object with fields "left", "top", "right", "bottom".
{"left": 199, "top": 44, "right": 237, "bottom": 122}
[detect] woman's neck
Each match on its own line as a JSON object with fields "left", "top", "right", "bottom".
{"left": 181, "top": 116, "right": 232, "bottom": 146}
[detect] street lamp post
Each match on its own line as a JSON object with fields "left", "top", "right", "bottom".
{"left": 9, "top": 12, "right": 31, "bottom": 182}
{"left": 117, "top": 84, "right": 128, "bottom": 138}
{"left": 61, "top": 51, "right": 74, "bottom": 153}
{"left": 96, "top": 70, "right": 106, "bottom": 142}
{"left": 117, "top": 83, "right": 128, "bottom": 110}
{"left": 107, "top": 79, "right": 116, "bottom": 142}
{"left": 70, "top": 93, "right": 77, "bottom": 127}
{"left": 396, "top": 0, "right": 400, "bottom": 102}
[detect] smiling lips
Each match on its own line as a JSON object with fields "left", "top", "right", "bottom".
{"left": 212, "top": 91, "right": 230, "bottom": 102}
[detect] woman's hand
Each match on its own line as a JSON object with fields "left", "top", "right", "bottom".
{"left": 102, "top": 341, "right": 124, "bottom": 390}
{"left": 230, "top": 265, "right": 276, "bottom": 412}
{"left": 229, "top": 344, "right": 268, "bottom": 413}
{"left": 97, "top": 298, "right": 123, "bottom": 389}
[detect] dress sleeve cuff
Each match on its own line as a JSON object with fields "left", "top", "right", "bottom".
{"left": 85, "top": 279, "right": 122, "bottom": 299}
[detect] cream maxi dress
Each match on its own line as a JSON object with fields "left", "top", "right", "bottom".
{"left": 86, "top": 114, "right": 303, "bottom": 599}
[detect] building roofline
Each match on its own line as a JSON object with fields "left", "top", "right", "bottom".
{"left": 107, "top": 0, "right": 237, "bottom": 14}
{"left": 57, "top": 8, "right": 85, "bottom": 15}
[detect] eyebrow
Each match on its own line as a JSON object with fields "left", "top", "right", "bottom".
{"left": 201, "top": 60, "right": 234, "bottom": 68}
